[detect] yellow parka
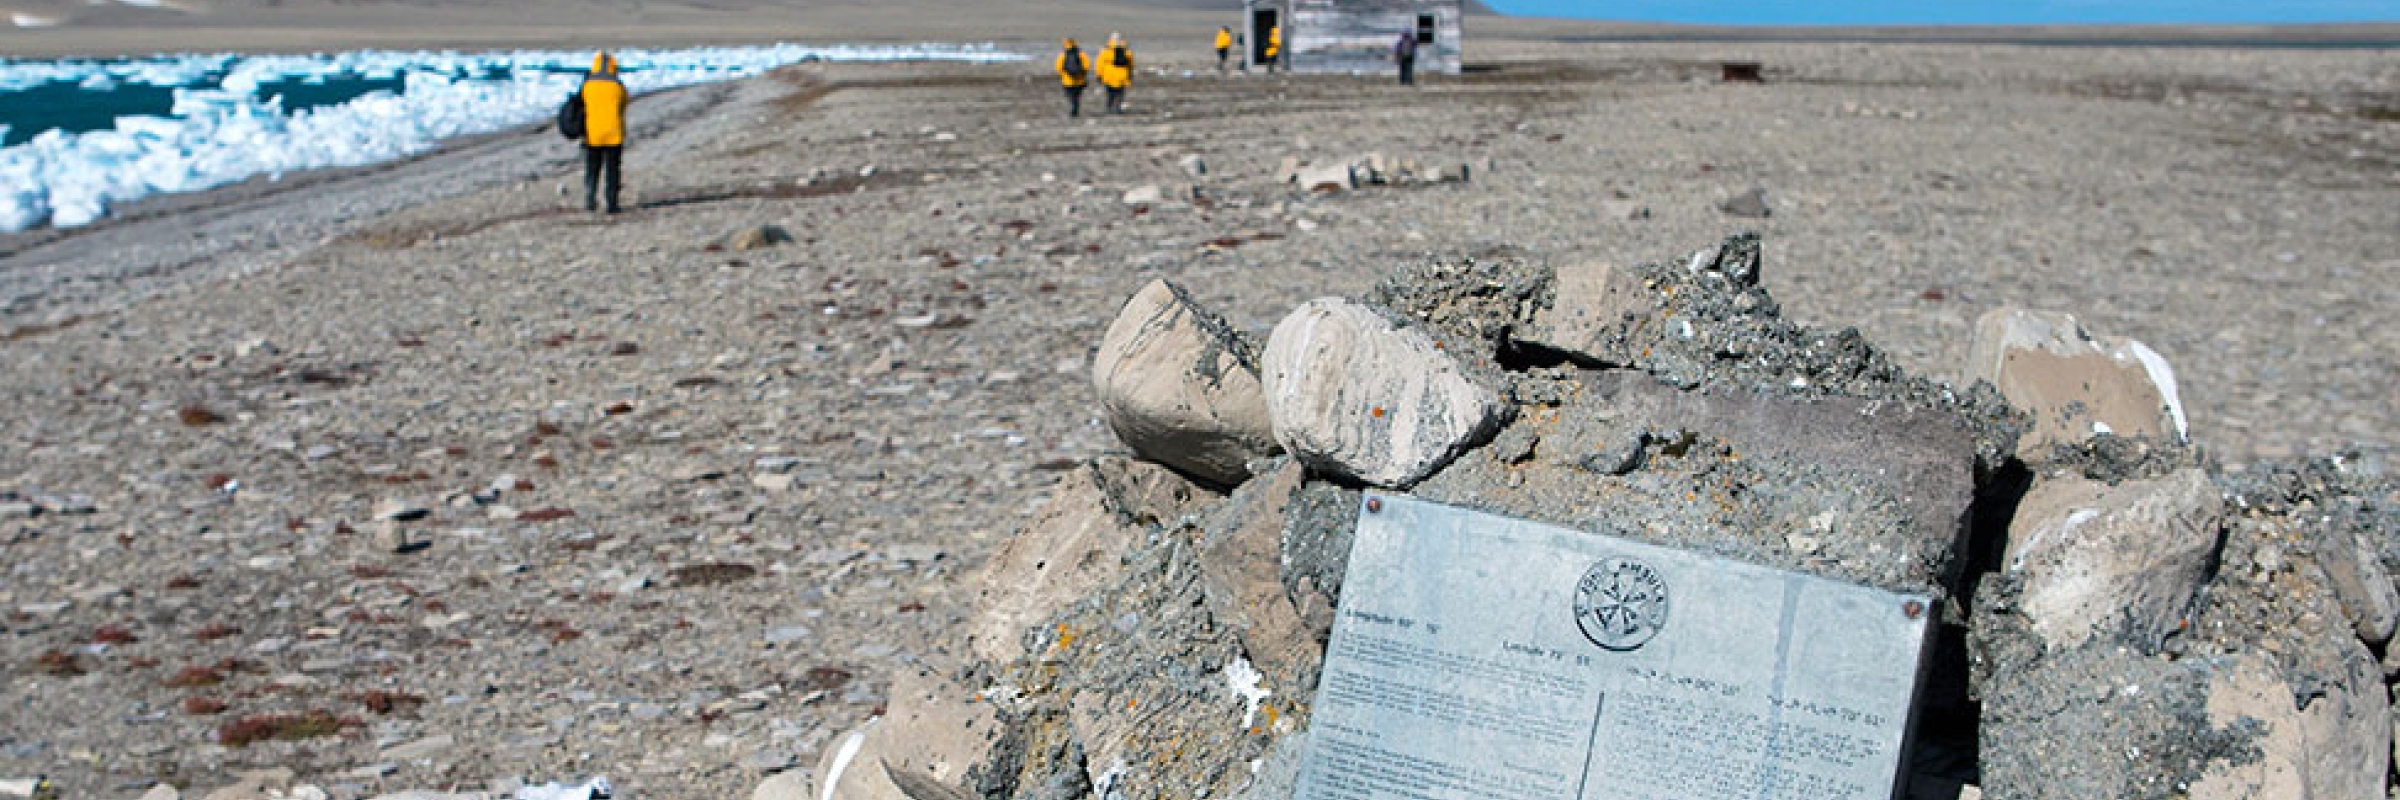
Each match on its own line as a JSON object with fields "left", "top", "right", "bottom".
{"left": 1214, "top": 28, "right": 1233, "bottom": 50}
{"left": 1096, "top": 40, "right": 1133, "bottom": 89}
{"left": 1265, "top": 26, "right": 1281, "bottom": 59}
{"left": 580, "top": 52, "right": 629, "bottom": 147}
{"left": 1056, "top": 40, "right": 1091, "bottom": 88}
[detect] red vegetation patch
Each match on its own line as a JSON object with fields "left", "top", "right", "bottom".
{"left": 165, "top": 575, "right": 203, "bottom": 590}
{"left": 183, "top": 696, "right": 229, "bottom": 715}
{"left": 194, "top": 622, "right": 242, "bottom": 641}
{"left": 518, "top": 507, "right": 576, "bottom": 523}
{"left": 31, "top": 649, "right": 84, "bottom": 676}
{"left": 353, "top": 690, "right": 425, "bottom": 715}
{"left": 92, "top": 624, "right": 139, "bottom": 645}
{"left": 178, "top": 405, "right": 224, "bottom": 426}
{"left": 215, "top": 711, "right": 360, "bottom": 747}
{"left": 163, "top": 665, "right": 226, "bottom": 687}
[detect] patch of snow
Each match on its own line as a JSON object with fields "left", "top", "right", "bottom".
{"left": 2119, "top": 339, "right": 2188, "bottom": 440}
{"left": 1224, "top": 655, "right": 1272, "bottom": 729}
{"left": 820, "top": 721, "right": 874, "bottom": 800}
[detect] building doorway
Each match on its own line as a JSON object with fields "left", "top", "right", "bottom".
{"left": 1416, "top": 13, "right": 1436, "bottom": 44}
{"left": 1251, "top": 7, "right": 1279, "bottom": 66}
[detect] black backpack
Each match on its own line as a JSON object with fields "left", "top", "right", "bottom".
{"left": 1063, "top": 48, "right": 1086, "bottom": 80}
{"left": 556, "top": 91, "right": 585, "bottom": 140}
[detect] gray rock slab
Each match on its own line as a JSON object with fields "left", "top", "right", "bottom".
{"left": 1297, "top": 495, "right": 1932, "bottom": 800}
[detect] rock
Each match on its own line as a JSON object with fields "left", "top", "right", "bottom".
{"left": 1517, "top": 259, "right": 1666, "bottom": 366}
{"left": 752, "top": 770, "right": 812, "bottom": 800}
{"left": 1415, "top": 368, "right": 1982, "bottom": 601}
{"left": 727, "top": 225, "right": 795, "bottom": 250}
{"left": 372, "top": 499, "right": 428, "bottom": 522}
{"left": 1966, "top": 307, "right": 2187, "bottom": 458}
{"left": 1120, "top": 185, "right": 1163, "bottom": 205}
{"left": 1259, "top": 297, "right": 1507, "bottom": 488}
{"left": 1194, "top": 459, "right": 1321, "bottom": 684}
{"left": 2314, "top": 527, "right": 2400, "bottom": 648}
{"left": 200, "top": 768, "right": 295, "bottom": 800}
{"left": 2002, "top": 469, "right": 2222, "bottom": 651}
{"left": 1293, "top": 163, "right": 1354, "bottom": 192}
{"left": 964, "top": 458, "right": 1202, "bottom": 663}
{"left": 138, "top": 785, "right": 180, "bottom": 800}
{"left": 753, "top": 473, "right": 796, "bottom": 492}
{"left": 1430, "top": 163, "right": 1470, "bottom": 183}
{"left": 1090, "top": 279, "right": 1280, "bottom": 486}
{"left": 369, "top": 521, "right": 417, "bottom": 554}
{"left": 0, "top": 501, "right": 34, "bottom": 519}
{"left": 380, "top": 733, "right": 454, "bottom": 761}
{"left": 1598, "top": 199, "right": 1647, "bottom": 220}
{"left": 1177, "top": 155, "right": 1207, "bottom": 177}
{"left": 1718, "top": 187, "right": 1770, "bottom": 217}
{"left": 814, "top": 669, "right": 999, "bottom": 800}
{"left": 2187, "top": 653, "right": 2390, "bottom": 800}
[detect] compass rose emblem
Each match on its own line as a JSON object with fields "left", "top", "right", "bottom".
{"left": 1572, "top": 557, "right": 1669, "bottom": 651}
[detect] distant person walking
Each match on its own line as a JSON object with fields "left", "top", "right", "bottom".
{"left": 1394, "top": 30, "right": 1417, "bottom": 85}
{"left": 1264, "top": 26, "right": 1281, "bottom": 73}
{"left": 1214, "top": 26, "right": 1234, "bottom": 72}
{"left": 578, "top": 52, "right": 629, "bottom": 214}
{"left": 1056, "top": 38, "right": 1092, "bottom": 118}
{"left": 1098, "top": 34, "right": 1135, "bottom": 114}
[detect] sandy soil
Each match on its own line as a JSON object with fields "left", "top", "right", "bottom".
{"left": 0, "top": 37, "right": 2395, "bottom": 800}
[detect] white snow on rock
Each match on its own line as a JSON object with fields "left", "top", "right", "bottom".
{"left": 0, "top": 44, "right": 1024, "bottom": 232}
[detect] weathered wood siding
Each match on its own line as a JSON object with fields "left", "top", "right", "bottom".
{"left": 1247, "top": 0, "right": 1462, "bottom": 75}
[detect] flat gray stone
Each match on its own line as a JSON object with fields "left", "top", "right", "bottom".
{"left": 1297, "top": 495, "right": 1931, "bottom": 800}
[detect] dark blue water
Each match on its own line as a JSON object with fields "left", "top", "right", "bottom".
{"left": 0, "top": 64, "right": 589, "bottom": 147}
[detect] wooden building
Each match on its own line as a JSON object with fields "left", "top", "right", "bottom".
{"left": 1242, "top": 0, "right": 1463, "bottom": 76}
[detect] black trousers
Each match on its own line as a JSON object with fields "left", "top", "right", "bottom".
{"left": 1105, "top": 86, "right": 1125, "bottom": 113}
{"left": 1065, "top": 85, "right": 1085, "bottom": 117}
{"left": 583, "top": 145, "right": 622, "bottom": 212}
{"left": 1217, "top": 47, "right": 1228, "bottom": 68}
{"left": 1399, "top": 56, "right": 1415, "bottom": 85}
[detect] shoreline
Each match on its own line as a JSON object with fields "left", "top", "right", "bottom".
{"left": 0, "top": 80, "right": 736, "bottom": 333}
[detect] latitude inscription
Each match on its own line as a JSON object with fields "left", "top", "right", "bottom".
{"left": 1294, "top": 495, "right": 1933, "bottom": 800}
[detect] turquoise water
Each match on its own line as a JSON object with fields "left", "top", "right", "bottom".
{"left": 0, "top": 66, "right": 597, "bottom": 147}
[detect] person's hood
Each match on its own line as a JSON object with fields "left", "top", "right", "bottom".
{"left": 592, "top": 52, "right": 617, "bottom": 74}
{"left": 1063, "top": 38, "right": 1078, "bottom": 49}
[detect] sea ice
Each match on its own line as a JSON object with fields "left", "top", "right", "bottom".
{"left": 0, "top": 43, "right": 1024, "bottom": 232}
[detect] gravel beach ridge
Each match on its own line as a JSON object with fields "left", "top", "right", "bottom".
{"left": 1, "top": 41, "right": 2395, "bottom": 799}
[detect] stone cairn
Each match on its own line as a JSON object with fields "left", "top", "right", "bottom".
{"left": 775, "top": 235, "right": 2398, "bottom": 800}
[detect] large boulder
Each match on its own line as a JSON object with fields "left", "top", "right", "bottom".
{"left": 2002, "top": 469, "right": 2222, "bottom": 651}
{"left": 1966, "top": 308, "right": 2187, "bottom": 458}
{"left": 1259, "top": 298, "right": 1506, "bottom": 487}
{"left": 1092, "top": 280, "right": 1281, "bottom": 486}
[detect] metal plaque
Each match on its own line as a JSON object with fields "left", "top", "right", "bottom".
{"left": 1295, "top": 495, "right": 1933, "bottom": 800}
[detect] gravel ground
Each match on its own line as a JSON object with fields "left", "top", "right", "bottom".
{"left": 2, "top": 41, "right": 2395, "bottom": 799}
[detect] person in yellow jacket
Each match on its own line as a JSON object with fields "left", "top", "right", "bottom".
{"left": 578, "top": 52, "right": 630, "bottom": 214}
{"left": 1097, "top": 34, "right": 1134, "bottom": 114}
{"left": 1264, "top": 26, "right": 1281, "bottom": 73}
{"left": 1214, "top": 26, "right": 1233, "bottom": 72}
{"left": 1055, "top": 38, "right": 1091, "bottom": 118}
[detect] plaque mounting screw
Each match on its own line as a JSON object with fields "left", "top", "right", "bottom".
{"left": 1366, "top": 497, "right": 1383, "bottom": 513}
{"left": 1902, "top": 600, "right": 1925, "bottom": 620}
